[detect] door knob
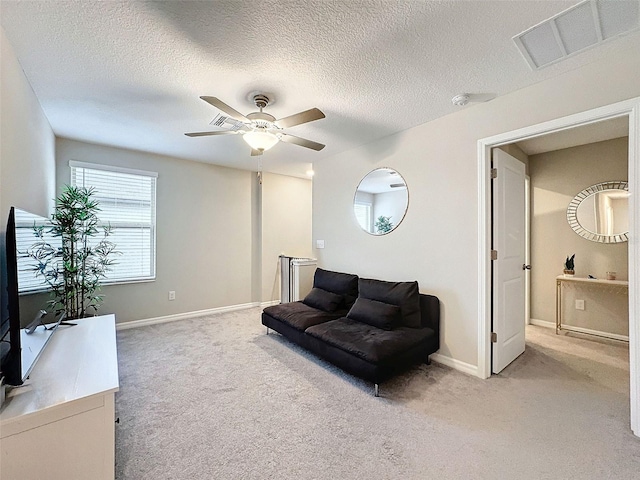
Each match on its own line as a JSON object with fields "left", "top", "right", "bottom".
{"left": 523, "top": 264, "right": 531, "bottom": 270}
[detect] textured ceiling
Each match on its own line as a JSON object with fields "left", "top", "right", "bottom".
{"left": 2, "top": 1, "right": 640, "bottom": 177}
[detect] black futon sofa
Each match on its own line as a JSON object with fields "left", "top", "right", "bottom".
{"left": 262, "top": 268, "right": 440, "bottom": 395}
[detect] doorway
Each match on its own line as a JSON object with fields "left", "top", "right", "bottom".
{"left": 494, "top": 121, "right": 630, "bottom": 374}
{"left": 477, "top": 97, "right": 640, "bottom": 436}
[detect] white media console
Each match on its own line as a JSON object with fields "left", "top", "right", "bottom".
{"left": 0, "top": 314, "right": 119, "bottom": 479}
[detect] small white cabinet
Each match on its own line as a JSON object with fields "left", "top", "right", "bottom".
{"left": 0, "top": 315, "right": 119, "bottom": 480}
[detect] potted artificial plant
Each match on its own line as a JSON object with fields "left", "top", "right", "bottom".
{"left": 564, "top": 254, "right": 575, "bottom": 276}
{"left": 26, "top": 185, "right": 118, "bottom": 320}
{"left": 375, "top": 215, "right": 394, "bottom": 234}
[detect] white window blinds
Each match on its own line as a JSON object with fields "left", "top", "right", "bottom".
{"left": 354, "top": 202, "right": 372, "bottom": 233}
{"left": 70, "top": 161, "right": 157, "bottom": 283}
{"left": 15, "top": 209, "right": 59, "bottom": 294}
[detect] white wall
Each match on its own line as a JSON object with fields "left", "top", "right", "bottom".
{"left": 529, "top": 137, "right": 628, "bottom": 335}
{"left": 313, "top": 47, "right": 640, "bottom": 368}
{"left": 0, "top": 28, "right": 55, "bottom": 219}
{"left": 261, "top": 172, "right": 312, "bottom": 302}
{"left": 54, "top": 138, "right": 256, "bottom": 323}
{"left": 0, "top": 27, "right": 55, "bottom": 323}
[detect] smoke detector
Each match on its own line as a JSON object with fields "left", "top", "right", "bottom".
{"left": 451, "top": 94, "right": 470, "bottom": 107}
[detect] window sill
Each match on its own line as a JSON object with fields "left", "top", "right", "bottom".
{"left": 19, "top": 277, "right": 156, "bottom": 296}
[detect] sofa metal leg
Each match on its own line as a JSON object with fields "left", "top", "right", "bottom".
{"left": 266, "top": 327, "right": 269, "bottom": 335}
{"left": 374, "top": 384, "right": 379, "bottom": 397}
{"left": 426, "top": 356, "right": 431, "bottom": 365}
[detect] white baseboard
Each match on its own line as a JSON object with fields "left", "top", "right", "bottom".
{"left": 558, "top": 325, "right": 629, "bottom": 342}
{"left": 530, "top": 318, "right": 555, "bottom": 329}
{"left": 529, "top": 318, "right": 629, "bottom": 342}
{"left": 430, "top": 353, "right": 479, "bottom": 377}
{"left": 260, "top": 300, "right": 280, "bottom": 308}
{"left": 116, "top": 302, "right": 261, "bottom": 330}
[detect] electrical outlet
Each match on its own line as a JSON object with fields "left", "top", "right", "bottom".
{"left": 169, "top": 291, "right": 176, "bottom": 301}
{"left": 575, "top": 299, "right": 585, "bottom": 310}
{"left": 316, "top": 240, "right": 325, "bottom": 249}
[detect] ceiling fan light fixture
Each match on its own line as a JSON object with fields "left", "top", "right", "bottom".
{"left": 187, "top": 94, "right": 325, "bottom": 155}
{"left": 243, "top": 130, "right": 279, "bottom": 151}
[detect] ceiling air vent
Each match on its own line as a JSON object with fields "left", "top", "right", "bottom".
{"left": 209, "top": 113, "right": 245, "bottom": 131}
{"left": 513, "top": 0, "right": 640, "bottom": 70}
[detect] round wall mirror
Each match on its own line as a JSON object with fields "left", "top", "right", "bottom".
{"left": 567, "top": 181, "right": 629, "bottom": 243}
{"left": 353, "top": 168, "right": 408, "bottom": 235}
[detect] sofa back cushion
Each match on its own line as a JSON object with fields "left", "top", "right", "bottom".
{"left": 302, "top": 287, "right": 343, "bottom": 313}
{"left": 358, "top": 278, "right": 421, "bottom": 328}
{"left": 346, "top": 298, "right": 400, "bottom": 331}
{"left": 313, "top": 268, "right": 359, "bottom": 309}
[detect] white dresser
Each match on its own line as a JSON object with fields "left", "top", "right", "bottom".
{"left": 0, "top": 314, "right": 119, "bottom": 480}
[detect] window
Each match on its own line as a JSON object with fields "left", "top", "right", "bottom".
{"left": 354, "top": 202, "right": 372, "bottom": 233}
{"left": 70, "top": 161, "right": 157, "bottom": 283}
{"left": 15, "top": 209, "right": 59, "bottom": 294}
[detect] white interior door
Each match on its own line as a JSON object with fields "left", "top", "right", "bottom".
{"left": 492, "top": 148, "right": 526, "bottom": 374}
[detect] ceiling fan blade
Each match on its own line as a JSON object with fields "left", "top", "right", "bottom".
{"left": 279, "top": 133, "right": 325, "bottom": 151}
{"left": 250, "top": 148, "right": 263, "bottom": 156}
{"left": 274, "top": 108, "right": 325, "bottom": 129}
{"left": 185, "top": 130, "right": 239, "bottom": 137}
{"left": 200, "top": 96, "right": 250, "bottom": 123}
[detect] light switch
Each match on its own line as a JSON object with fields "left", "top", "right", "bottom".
{"left": 316, "top": 240, "right": 325, "bottom": 249}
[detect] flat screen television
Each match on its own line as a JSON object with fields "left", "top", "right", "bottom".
{"left": 1, "top": 207, "right": 22, "bottom": 385}
{"left": 1, "top": 207, "right": 59, "bottom": 387}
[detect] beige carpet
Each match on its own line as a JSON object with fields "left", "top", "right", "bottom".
{"left": 115, "top": 308, "right": 639, "bottom": 479}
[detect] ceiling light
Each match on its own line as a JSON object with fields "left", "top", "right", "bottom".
{"left": 306, "top": 170, "right": 315, "bottom": 177}
{"left": 243, "top": 130, "right": 279, "bottom": 151}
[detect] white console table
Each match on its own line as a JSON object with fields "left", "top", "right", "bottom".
{"left": 555, "top": 275, "right": 629, "bottom": 341}
{"left": 0, "top": 315, "right": 119, "bottom": 480}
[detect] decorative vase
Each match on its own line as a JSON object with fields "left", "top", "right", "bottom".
{"left": 563, "top": 269, "right": 575, "bottom": 276}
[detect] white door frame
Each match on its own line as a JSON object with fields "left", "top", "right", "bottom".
{"left": 477, "top": 97, "right": 640, "bottom": 436}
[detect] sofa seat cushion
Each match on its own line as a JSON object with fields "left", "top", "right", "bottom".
{"left": 263, "top": 301, "right": 344, "bottom": 332}
{"left": 305, "top": 317, "right": 435, "bottom": 364}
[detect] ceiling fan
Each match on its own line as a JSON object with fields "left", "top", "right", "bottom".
{"left": 185, "top": 94, "right": 326, "bottom": 156}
